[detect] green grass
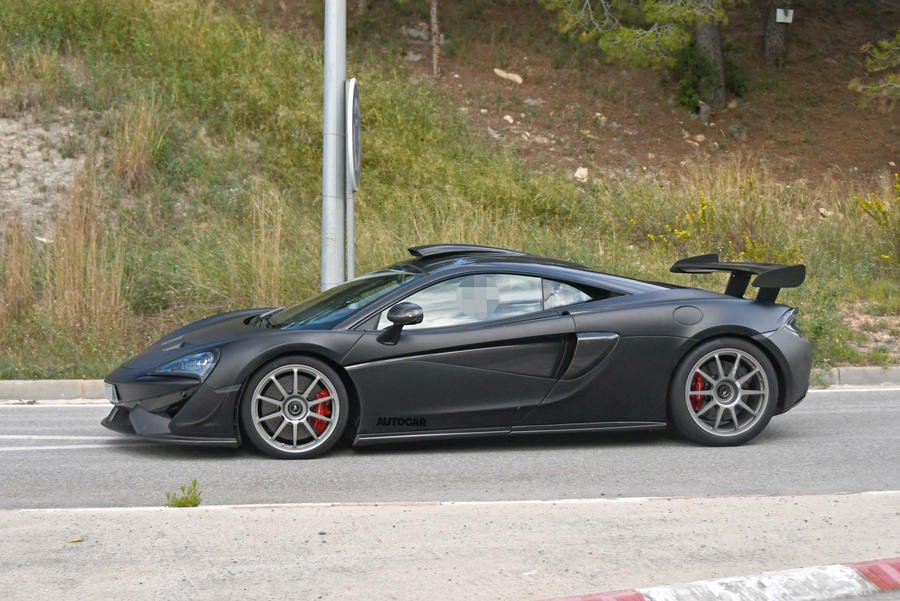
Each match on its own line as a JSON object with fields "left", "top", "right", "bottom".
{"left": 0, "top": 0, "right": 897, "bottom": 378}
{"left": 165, "top": 479, "right": 202, "bottom": 508}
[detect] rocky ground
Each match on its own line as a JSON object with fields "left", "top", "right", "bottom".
{"left": 0, "top": 111, "right": 85, "bottom": 237}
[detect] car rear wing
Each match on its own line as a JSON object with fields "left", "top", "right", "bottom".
{"left": 670, "top": 253, "right": 806, "bottom": 303}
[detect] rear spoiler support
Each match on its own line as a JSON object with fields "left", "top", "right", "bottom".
{"left": 670, "top": 253, "right": 806, "bottom": 303}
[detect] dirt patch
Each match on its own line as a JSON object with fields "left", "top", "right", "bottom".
{"left": 843, "top": 306, "right": 900, "bottom": 363}
{"left": 394, "top": 0, "right": 899, "bottom": 184}
{"left": 0, "top": 111, "right": 85, "bottom": 237}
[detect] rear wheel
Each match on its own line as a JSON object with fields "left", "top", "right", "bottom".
{"left": 669, "top": 338, "right": 778, "bottom": 446}
{"left": 240, "top": 356, "right": 349, "bottom": 459}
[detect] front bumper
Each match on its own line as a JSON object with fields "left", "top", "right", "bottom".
{"left": 101, "top": 369, "right": 240, "bottom": 447}
{"left": 101, "top": 404, "right": 238, "bottom": 446}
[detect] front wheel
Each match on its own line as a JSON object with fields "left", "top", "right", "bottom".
{"left": 240, "top": 356, "right": 349, "bottom": 459}
{"left": 669, "top": 338, "right": 779, "bottom": 446}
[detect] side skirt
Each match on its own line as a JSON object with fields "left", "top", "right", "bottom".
{"left": 511, "top": 421, "right": 666, "bottom": 435}
{"left": 352, "top": 421, "right": 666, "bottom": 446}
{"left": 354, "top": 427, "right": 508, "bottom": 446}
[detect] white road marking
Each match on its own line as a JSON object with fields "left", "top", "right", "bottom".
{"left": 0, "top": 442, "right": 151, "bottom": 452}
{"left": 0, "top": 403, "right": 108, "bottom": 408}
{"left": 14, "top": 490, "right": 900, "bottom": 512}
{"left": 809, "top": 387, "right": 900, "bottom": 394}
{"left": 0, "top": 433, "right": 148, "bottom": 451}
{"left": 0, "top": 435, "right": 124, "bottom": 440}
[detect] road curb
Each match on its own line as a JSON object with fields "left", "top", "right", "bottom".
{"left": 813, "top": 366, "right": 900, "bottom": 387}
{"left": 0, "top": 367, "right": 898, "bottom": 401}
{"left": 544, "top": 557, "right": 900, "bottom": 601}
{"left": 0, "top": 379, "right": 106, "bottom": 402}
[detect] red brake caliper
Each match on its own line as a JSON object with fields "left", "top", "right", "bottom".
{"left": 690, "top": 372, "right": 707, "bottom": 411}
{"left": 310, "top": 388, "right": 331, "bottom": 435}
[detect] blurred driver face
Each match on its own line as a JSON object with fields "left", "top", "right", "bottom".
{"left": 457, "top": 274, "right": 499, "bottom": 320}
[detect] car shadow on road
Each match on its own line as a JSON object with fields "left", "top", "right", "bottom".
{"left": 105, "top": 427, "right": 691, "bottom": 460}
{"left": 109, "top": 441, "right": 248, "bottom": 460}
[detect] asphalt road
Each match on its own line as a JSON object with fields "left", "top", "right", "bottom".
{"left": 0, "top": 388, "right": 897, "bottom": 509}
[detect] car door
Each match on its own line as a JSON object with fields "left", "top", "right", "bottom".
{"left": 342, "top": 273, "right": 576, "bottom": 436}
{"left": 515, "top": 296, "right": 682, "bottom": 429}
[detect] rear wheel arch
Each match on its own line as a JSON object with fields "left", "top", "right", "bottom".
{"left": 675, "top": 331, "right": 787, "bottom": 411}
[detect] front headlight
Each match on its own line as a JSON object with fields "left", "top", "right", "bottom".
{"left": 152, "top": 350, "right": 218, "bottom": 380}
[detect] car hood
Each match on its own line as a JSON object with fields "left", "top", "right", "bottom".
{"left": 120, "top": 308, "right": 266, "bottom": 372}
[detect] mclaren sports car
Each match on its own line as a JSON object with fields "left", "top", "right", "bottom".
{"left": 102, "top": 244, "right": 812, "bottom": 458}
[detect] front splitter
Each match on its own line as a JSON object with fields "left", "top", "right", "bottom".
{"left": 101, "top": 405, "right": 239, "bottom": 447}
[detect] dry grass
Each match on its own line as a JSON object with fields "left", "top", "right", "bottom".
{"left": 113, "top": 95, "right": 166, "bottom": 192}
{"left": 0, "top": 45, "right": 66, "bottom": 115}
{"left": 42, "top": 160, "right": 125, "bottom": 340}
{"left": 356, "top": 197, "right": 527, "bottom": 273}
{"left": 0, "top": 217, "right": 34, "bottom": 327}
{"left": 250, "top": 181, "right": 286, "bottom": 306}
{"left": 0, "top": 157, "right": 127, "bottom": 376}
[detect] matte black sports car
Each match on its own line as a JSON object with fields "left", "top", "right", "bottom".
{"left": 103, "top": 244, "right": 812, "bottom": 458}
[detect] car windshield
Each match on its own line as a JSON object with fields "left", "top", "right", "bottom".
{"left": 269, "top": 270, "right": 419, "bottom": 329}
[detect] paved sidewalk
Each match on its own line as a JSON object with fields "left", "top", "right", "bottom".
{"left": 2, "top": 493, "right": 898, "bottom": 601}
{"left": 0, "top": 366, "right": 898, "bottom": 402}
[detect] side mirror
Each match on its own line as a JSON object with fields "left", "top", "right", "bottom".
{"left": 387, "top": 302, "right": 424, "bottom": 326}
{"left": 377, "top": 302, "right": 423, "bottom": 345}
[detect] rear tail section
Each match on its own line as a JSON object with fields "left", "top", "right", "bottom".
{"left": 670, "top": 253, "right": 806, "bottom": 303}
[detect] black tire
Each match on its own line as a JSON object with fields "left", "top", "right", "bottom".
{"left": 669, "top": 337, "right": 779, "bottom": 446}
{"left": 240, "top": 355, "right": 349, "bottom": 459}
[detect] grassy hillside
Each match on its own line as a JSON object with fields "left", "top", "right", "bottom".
{"left": 0, "top": 0, "right": 897, "bottom": 377}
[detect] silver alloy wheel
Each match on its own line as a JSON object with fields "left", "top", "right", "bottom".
{"left": 250, "top": 364, "right": 340, "bottom": 454}
{"left": 683, "top": 348, "right": 769, "bottom": 437}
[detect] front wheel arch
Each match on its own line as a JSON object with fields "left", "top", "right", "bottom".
{"left": 234, "top": 351, "right": 358, "bottom": 459}
{"left": 235, "top": 351, "right": 360, "bottom": 455}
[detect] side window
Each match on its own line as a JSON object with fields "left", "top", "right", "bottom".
{"left": 542, "top": 279, "right": 592, "bottom": 310}
{"left": 379, "top": 274, "right": 544, "bottom": 330}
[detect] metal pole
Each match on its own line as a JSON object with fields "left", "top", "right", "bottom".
{"left": 320, "top": 0, "right": 346, "bottom": 291}
{"left": 344, "top": 79, "right": 358, "bottom": 280}
{"left": 345, "top": 172, "right": 355, "bottom": 279}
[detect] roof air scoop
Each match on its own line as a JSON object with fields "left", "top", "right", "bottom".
{"left": 408, "top": 244, "right": 527, "bottom": 259}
